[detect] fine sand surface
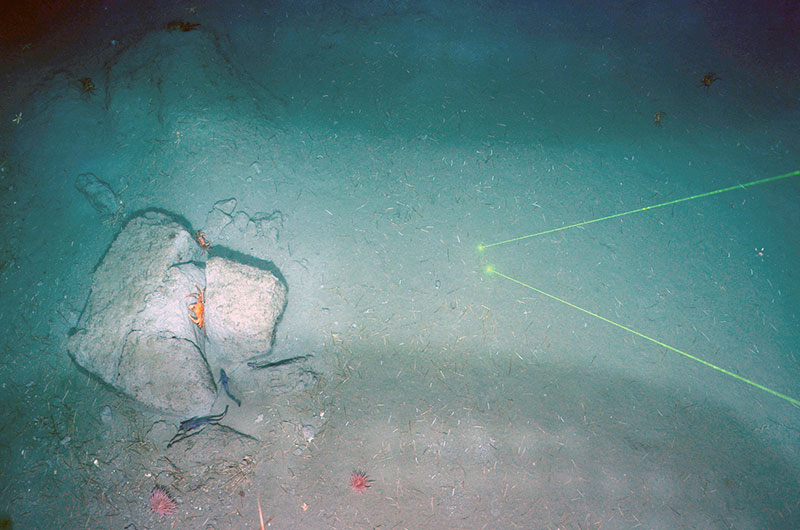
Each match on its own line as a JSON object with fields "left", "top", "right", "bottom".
{"left": 1, "top": 1, "right": 798, "bottom": 528}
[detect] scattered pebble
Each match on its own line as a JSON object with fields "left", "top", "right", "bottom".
{"left": 301, "top": 424, "right": 316, "bottom": 442}
{"left": 99, "top": 405, "right": 113, "bottom": 425}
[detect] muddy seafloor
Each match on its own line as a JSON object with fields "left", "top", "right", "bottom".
{"left": 0, "top": 1, "right": 798, "bottom": 528}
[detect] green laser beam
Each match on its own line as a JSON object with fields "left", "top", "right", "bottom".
{"left": 479, "top": 169, "right": 799, "bottom": 250}
{"left": 486, "top": 266, "right": 800, "bottom": 408}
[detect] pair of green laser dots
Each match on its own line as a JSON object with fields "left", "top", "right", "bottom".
{"left": 479, "top": 169, "right": 800, "bottom": 408}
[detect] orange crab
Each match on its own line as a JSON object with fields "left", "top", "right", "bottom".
{"left": 79, "top": 77, "right": 95, "bottom": 94}
{"left": 195, "top": 230, "right": 211, "bottom": 253}
{"left": 700, "top": 72, "right": 720, "bottom": 91}
{"left": 186, "top": 285, "right": 205, "bottom": 330}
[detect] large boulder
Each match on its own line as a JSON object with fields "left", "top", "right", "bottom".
{"left": 204, "top": 257, "right": 288, "bottom": 364}
{"left": 67, "top": 210, "right": 292, "bottom": 429}
{"left": 67, "top": 211, "right": 215, "bottom": 416}
{"left": 116, "top": 331, "right": 210, "bottom": 413}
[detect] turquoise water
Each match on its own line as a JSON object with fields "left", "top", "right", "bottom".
{"left": 1, "top": 1, "right": 798, "bottom": 528}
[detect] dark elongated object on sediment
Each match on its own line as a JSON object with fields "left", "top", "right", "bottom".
{"left": 167, "top": 405, "right": 228, "bottom": 448}
{"left": 219, "top": 369, "right": 241, "bottom": 406}
{"left": 247, "top": 355, "right": 311, "bottom": 370}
